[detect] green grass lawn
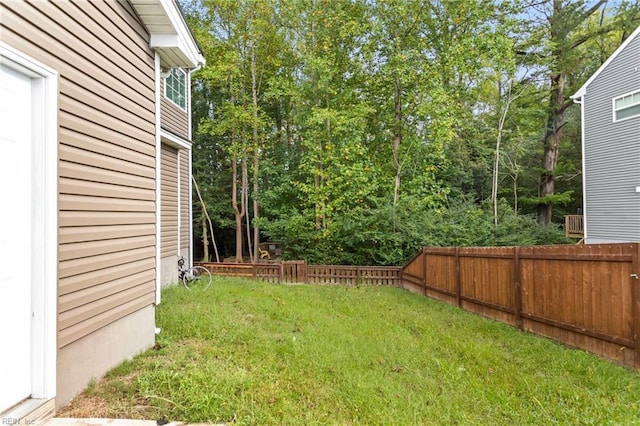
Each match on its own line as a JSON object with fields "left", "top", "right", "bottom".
{"left": 63, "top": 278, "right": 640, "bottom": 425}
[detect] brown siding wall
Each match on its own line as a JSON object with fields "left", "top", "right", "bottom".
{"left": 1, "top": 1, "right": 156, "bottom": 348}
{"left": 180, "top": 149, "right": 190, "bottom": 250}
{"left": 161, "top": 144, "right": 179, "bottom": 258}
{"left": 160, "top": 77, "right": 189, "bottom": 139}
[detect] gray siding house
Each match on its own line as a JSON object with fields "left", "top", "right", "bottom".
{"left": 572, "top": 25, "right": 640, "bottom": 243}
{"left": 0, "top": 0, "right": 203, "bottom": 423}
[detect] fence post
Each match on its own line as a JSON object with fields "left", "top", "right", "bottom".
{"left": 455, "top": 247, "right": 461, "bottom": 308}
{"left": 514, "top": 246, "right": 523, "bottom": 329}
{"left": 632, "top": 243, "right": 640, "bottom": 370}
{"left": 423, "top": 247, "right": 428, "bottom": 296}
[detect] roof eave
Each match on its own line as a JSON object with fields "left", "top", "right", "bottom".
{"left": 130, "top": 0, "right": 205, "bottom": 69}
{"left": 571, "top": 88, "right": 585, "bottom": 100}
{"left": 571, "top": 24, "right": 640, "bottom": 99}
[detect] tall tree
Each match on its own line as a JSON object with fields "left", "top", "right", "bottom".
{"left": 182, "top": 0, "right": 638, "bottom": 265}
{"left": 518, "top": 0, "right": 638, "bottom": 224}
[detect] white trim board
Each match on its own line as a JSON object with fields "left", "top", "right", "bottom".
{"left": 161, "top": 128, "right": 192, "bottom": 150}
{"left": 0, "top": 42, "right": 58, "bottom": 403}
{"left": 155, "top": 52, "right": 163, "bottom": 306}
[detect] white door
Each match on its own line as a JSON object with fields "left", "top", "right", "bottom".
{"left": 0, "top": 64, "right": 33, "bottom": 412}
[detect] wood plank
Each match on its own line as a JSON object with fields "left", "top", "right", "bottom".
{"left": 455, "top": 248, "right": 461, "bottom": 307}
{"left": 632, "top": 243, "right": 640, "bottom": 368}
{"left": 514, "top": 247, "right": 523, "bottom": 328}
{"left": 609, "top": 248, "right": 623, "bottom": 337}
{"left": 521, "top": 312, "right": 633, "bottom": 347}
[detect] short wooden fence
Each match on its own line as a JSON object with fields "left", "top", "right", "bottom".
{"left": 565, "top": 214, "right": 584, "bottom": 238}
{"left": 402, "top": 243, "right": 640, "bottom": 370}
{"left": 196, "top": 260, "right": 402, "bottom": 287}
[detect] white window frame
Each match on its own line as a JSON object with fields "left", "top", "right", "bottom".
{"left": 612, "top": 89, "right": 640, "bottom": 122}
{"left": 164, "top": 68, "right": 187, "bottom": 111}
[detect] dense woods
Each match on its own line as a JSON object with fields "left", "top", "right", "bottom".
{"left": 184, "top": 0, "right": 639, "bottom": 265}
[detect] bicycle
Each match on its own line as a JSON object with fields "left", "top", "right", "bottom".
{"left": 178, "top": 256, "right": 212, "bottom": 290}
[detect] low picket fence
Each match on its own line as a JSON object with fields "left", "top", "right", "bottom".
{"left": 195, "top": 260, "right": 402, "bottom": 287}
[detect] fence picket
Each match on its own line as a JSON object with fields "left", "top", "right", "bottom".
{"left": 197, "top": 261, "right": 401, "bottom": 287}
{"left": 632, "top": 243, "right": 640, "bottom": 369}
{"left": 455, "top": 247, "right": 461, "bottom": 307}
{"left": 514, "top": 246, "right": 522, "bottom": 329}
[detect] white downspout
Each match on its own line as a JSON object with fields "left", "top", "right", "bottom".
{"left": 573, "top": 94, "right": 587, "bottom": 243}
{"left": 177, "top": 148, "right": 181, "bottom": 261}
{"left": 154, "top": 52, "right": 162, "bottom": 305}
{"left": 187, "top": 65, "right": 200, "bottom": 267}
{"left": 188, "top": 148, "right": 193, "bottom": 266}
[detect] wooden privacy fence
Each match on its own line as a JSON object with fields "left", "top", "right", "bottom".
{"left": 402, "top": 243, "right": 640, "bottom": 370}
{"left": 196, "top": 260, "right": 402, "bottom": 287}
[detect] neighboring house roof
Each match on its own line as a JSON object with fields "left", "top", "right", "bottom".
{"left": 571, "top": 24, "right": 640, "bottom": 99}
{"left": 130, "top": 0, "right": 205, "bottom": 69}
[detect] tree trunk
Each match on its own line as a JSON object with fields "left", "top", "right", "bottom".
{"left": 192, "top": 175, "right": 220, "bottom": 262}
{"left": 492, "top": 78, "right": 514, "bottom": 226}
{"left": 392, "top": 75, "right": 402, "bottom": 232}
{"left": 201, "top": 215, "right": 209, "bottom": 262}
{"left": 243, "top": 150, "right": 251, "bottom": 260}
{"left": 231, "top": 149, "right": 246, "bottom": 262}
{"left": 310, "top": 3, "right": 325, "bottom": 231}
{"left": 537, "top": 70, "right": 565, "bottom": 225}
{"left": 251, "top": 44, "right": 260, "bottom": 263}
{"left": 536, "top": 0, "right": 608, "bottom": 225}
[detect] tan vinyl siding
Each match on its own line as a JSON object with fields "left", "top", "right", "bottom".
{"left": 1, "top": 1, "right": 156, "bottom": 348}
{"left": 180, "top": 149, "right": 190, "bottom": 248}
{"left": 57, "top": 295, "right": 155, "bottom": 348}
{"left": 161, "top": 144, "right": 179, "bottom": 258}
{"left": 161, "top": 78, "right": 190, "bottom": 139}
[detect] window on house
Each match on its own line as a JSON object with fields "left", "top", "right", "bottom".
{"left": 613, "top": 91, "right": 640, "bottom": 121}
{"left": 165, "top": 68, "right": 186, "bottom": 110}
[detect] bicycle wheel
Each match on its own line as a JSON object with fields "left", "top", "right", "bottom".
{"left": 182, "top": 266, "right": 212, "bottom": 290}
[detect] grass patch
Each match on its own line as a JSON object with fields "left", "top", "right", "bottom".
{"left": 59, "top": 278, "right": 640, "bottom": 424}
